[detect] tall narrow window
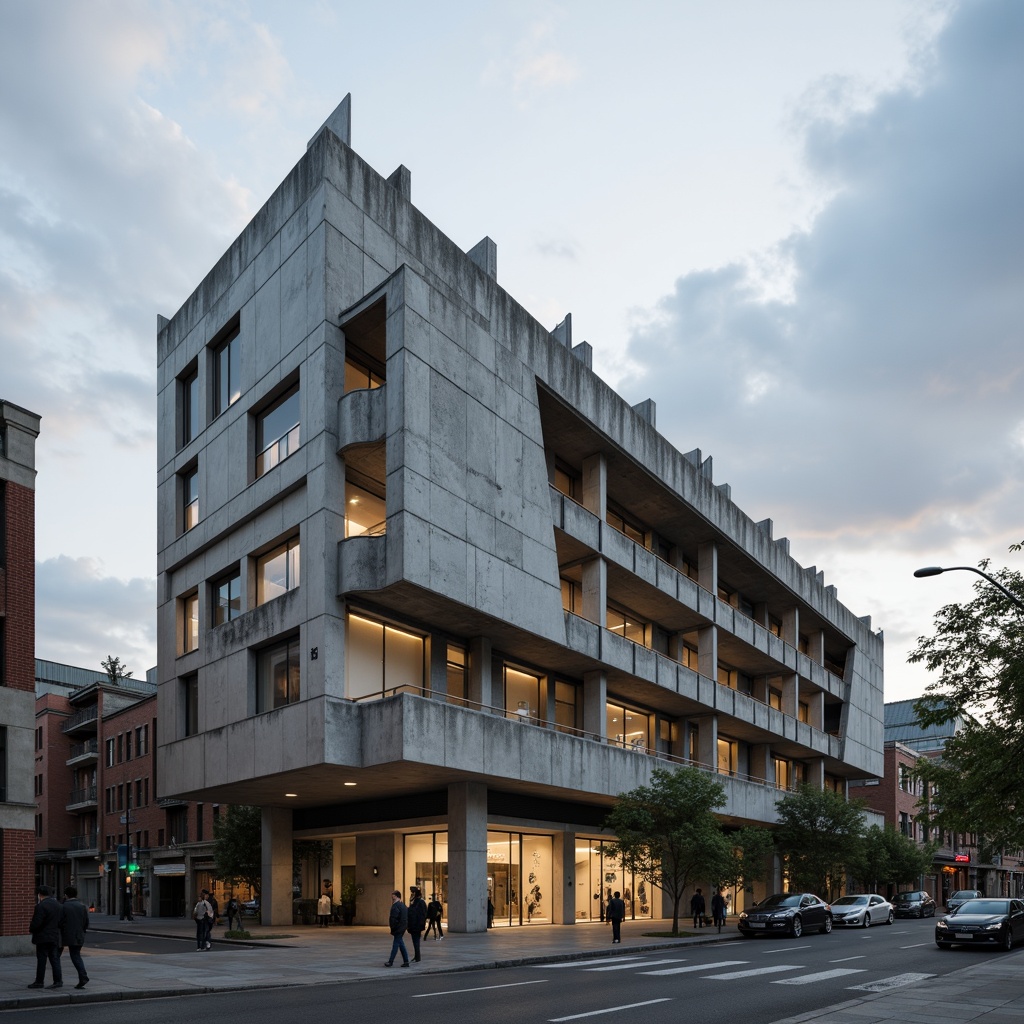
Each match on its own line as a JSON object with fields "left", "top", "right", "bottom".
{"left": 256, "top": 537, "right": 300, "bottom": 604}
{"left": 182, "top": 592, "right": 199, "bottom": 654}
{"left": 256, "top": 385, "right": 300, "bottom": 477}
{"left": 606, "top": 702, "right": 651, "bottom": 751}
{"left": 554, "top": 681, "right": 578, "bottom": 733}
{"left": 213, "top": 327, "right": 241, "bottom": 416}
{"left": 181, "top": 367, "right": 199, "bottom": 446}
{"left": 502, "top": 666, "right": 541, "bottom": 723}
{"left": 717, "top": 736, "right": 738, "bottom": 776}
{"left": 257, "top": 637, "right": 301, "bottom": 711}
{"left": 183, "top": 675, "right": 198, "bottom": 737}
{"left": 446, "top": 645, "right": 467, "bottom": 706}
{"left": 213, "top": 570, "right": 242, "bottom": 624}
{"left": 182, "top": 469, "right": 199, "bottom": 532}
{"left": 345, "top": 479, "right": 386, "bottom": 537}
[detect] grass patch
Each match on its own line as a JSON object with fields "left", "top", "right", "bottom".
{"left": 224, "top": 929, "right": 252, "bottom": 939}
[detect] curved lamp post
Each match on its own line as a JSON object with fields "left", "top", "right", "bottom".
{"left": 913, "top": 565, "right": 1024, "bottom": 612}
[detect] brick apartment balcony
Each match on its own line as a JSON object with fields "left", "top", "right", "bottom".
{"left": 66, "top": 785, "right": 98, "bottom": 811}
{"left": 61, "top": 705, "right": 99, "bottom": 736}
{"left": 69, "top": 832, "right": 99, "bottom": 855}
{"left": 67, "top": 739, "right": 99, "bottom": 766}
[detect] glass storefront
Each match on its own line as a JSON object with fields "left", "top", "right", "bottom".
{"left": 574, "top": 839, "right": 654, "bottom": 922}
{"left": 403, "top": 830, "right": 553, "bottom": 926}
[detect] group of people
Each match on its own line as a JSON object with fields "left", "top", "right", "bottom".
{"left": 384, "top": 887, "right": 444, "bottom": 966}
{"left": 28, "top": 885, "right": 90, "bottom": 990}
{"left": 689, "top": 887, "right": 728, "bottom": 929}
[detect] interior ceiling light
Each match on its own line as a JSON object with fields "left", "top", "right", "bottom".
{"left": 285, "top": 792, "right": 298, "bottom": 798}
{"left": 343, "top": 782, "right": 357, "bottom": 787}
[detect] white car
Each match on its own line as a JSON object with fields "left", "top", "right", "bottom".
{"left": 830, "top": 893, "right": 894, "bottom": 927}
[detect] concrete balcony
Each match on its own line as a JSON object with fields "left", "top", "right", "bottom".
{"left": 337, "top": 382, "right": 386, "bottom": 451}
{"left": 66, "top": 739, "right": 99, "bottom": 766}
{"left": 66, "top": 786, "right": 98, "bottom": 812}
{"left": 68, "top": 832, "right": 99, "bottom": 855}
{"left": 61, "top": 706, "right": 98, "bottom": 736}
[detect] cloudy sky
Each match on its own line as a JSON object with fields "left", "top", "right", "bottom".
{"left": 2, "top": 0, "right": 1021, "bottom": 700}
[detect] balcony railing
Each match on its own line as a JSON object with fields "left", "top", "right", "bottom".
{"left": 61, "top": 706, "right": 98, "bottom": 733}
{"left": 69, "top": 832, "right": 98, "bottom": 852}
{"left": 67, "top": 739, "right": 99, "bottom": 762}
{"left": 67, "top": 786, "right": 97, "bottom": 808}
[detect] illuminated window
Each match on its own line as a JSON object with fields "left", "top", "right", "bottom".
{"left": 256, "top": 636, "right": 301, "bottom": 711}
{"left": 344, "top": 355, "right": 384, "bottom": 393}
{"left": 553, "top": 464, "right": 575, "bottom": 498}
{"left": 213, "top": 570, "right": 242, "bottom": 625}
{"left": 717, "top": 736, "right": 738, "bottom": 776}
{"left": 182, "top": 468, "right": 199, "bottom": 532}
{"left": 606, "top": 605, "right": 646, "bottom": 645}
{"left": 345, "top": 613, "right": 424, "bottom": 700}
{"left": 769, "top": 689, "right": 782, "bottom": 710}
{"left": 446, "top": 645, "right": 467, "bottom": 706}
{"left": 182, "top": 592, "right": 199, "bottom": 655}
{"left": 345, "top": 479, "right": 386, "bottom": 537}
{"left": 256, "top": 386, "right": 300, "bottom": 477}
{"left": 606, "top": 507, "right": 645, "bottom": 545}
{"left": 606, "top": 701, "right": 650, "bottom": 751}
{"left": 798, "top": 701, "right": 809, "bottom": 724}
{"left": 555, "top": 681, "right": 577, "bottom": 733}
{"left": 256, "top": 537, "right": 300, "bottom": 604}
{"left": 502, "top": 666, "right": 540, "bottom": 723}
{"left": 560, "top": 578, "right": 582, "bottom": 614}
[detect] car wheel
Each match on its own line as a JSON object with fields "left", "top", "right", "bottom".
{"left": 936, "top": 941, "right": 952, "bottom": 949}
{"left": 917, "top": 908, "right": 923, "bottom": 918}
{"left": 886, "top": 910, "right": 894, "bottom": 925}
{"left": 1003, "top": 929, "right": 1014, "bottom": 952}
{"left": 862, "top": 913, "right": 870, "bottom": 928}
{"left": 791, "top": 915, "right": 802, "bottom": 938}
{"left": 821, "top": 915, "right": 832, "bottom": 935}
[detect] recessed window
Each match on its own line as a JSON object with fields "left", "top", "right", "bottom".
{"left": 213, "top": 570, "right": 243, "bottom": 625}
{"left": 181, "top": 366, "right": 199, "bottom": 446}
{"left": 446, "top": 644, "right": 467, "bottom": 706}
{"left": 256, "top": 385, "right": 300, "bottom": 477}
{"left": 345, "top": 479, "right": 386, "bottom": 537}
{"left": 182, "top": 468, "right": 199, "bottom": 532}
{"left": 213, "top": 326, "right": 241, "bottom": 417}
{"left": 606, "top": 701, "right": 651, "bottom": 751}
{"left": 606, "top": 605, "right": 646, "bottom": 645}
{"left": 256, "top": 537, "right": 300, "bottom": 604}
{"left": 183, "top": 675, "right": 198, "bottom": 736}
{"left": 257, "top": 637, "right": 301, "bottom": 711}
{"left": 345, "top": 613, "right": 424, "bottom": 700}
{"left": 181, "top": 592, "right": 199, "bottom": 654}
{"left": 555, "top": 681, "right": 578, "bottom": 733}
{"left": 344, "top": 354, "right": 384, "bottom": 393}
{"left": 717, "top": 736, "right": 738, "bottom": 776}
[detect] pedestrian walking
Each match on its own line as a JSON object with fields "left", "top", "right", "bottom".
{"left": 711, "top": 888, "right": 727, "bottom": 932}
{"left": 317, "top": 892, "right": 333, "bottom": 927}
{"left": 226, "top": 897, "right": 241, "bottom": 932}
{"left": 207, "top": 890, "right": 220, "bottom": 927}
{"left": 407, "top": 886, "right": 427, "bottom": 961}
{"left": 27, "top": 885, "right": 63, "bottom": 989}
{"left": 384, "top": 890, "right": 410, "bottom": 967}
{"left": 606, "top": 890, "right": 626, "bottom": 944}
{"left": 690, "top": 887, "right": 706, "bottom": 929}
{"left": 59, "top": 885, "right": 90, "bottom": 988}
{"left": 193, "top": 890, "right": 214, "bottom": 951}
{"left": 425, "top": 894, "right": 444, "bottom": 939}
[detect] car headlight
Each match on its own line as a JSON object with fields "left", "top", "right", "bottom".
{"left": 984, "top": 922, "right": 1004, "bottom": 931}
{"left": 936, "top": 920, "right": 948, "bottom": 930}
{"left": 739, "top": 912, "right": 748, "bottom": 921}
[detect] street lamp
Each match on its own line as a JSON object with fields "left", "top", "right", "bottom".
{"left": 913, "top": 565, "right": 1024, "bottom": 612}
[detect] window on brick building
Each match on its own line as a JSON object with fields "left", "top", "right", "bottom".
{"left": 136, "top": 725, "right": 147, "bottom": 757}
{"left": 125, "top": 730, "right": 132, "bottom": 761}
{"left": 196, "top": 803, "right": 204, "bottom": 842}
{"left": 106, "top": 738, "right": 115, "bottom": 766}
{"left": 116, "top": 734, "right": 122, "bottom": 763}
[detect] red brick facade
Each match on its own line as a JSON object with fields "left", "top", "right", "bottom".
{"left": 0, "top": 829, "right": 35, "bottom": 938}
{"left": 1, "top": 481, "right": 35, "bottom": 693}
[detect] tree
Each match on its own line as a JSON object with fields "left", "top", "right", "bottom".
{"left": 101, "top": 655, "right": 132, "bottom": 683}
{"left": 604, "top": 766, "right": 734, "bottom": 935}
{"left": 910, "top": 552, "right": 1024, "bottom": 851}
{"left": 852, "top": 824, "right": 937, "bottom": 892}
{"left": 774, "top": 785, "right": 866, "bottom": 899}
{"left": 213, "top": 805, "right": 262, "bottom": 901}
{"left": 722, "top": 826, "right": 776, "bottom": 892}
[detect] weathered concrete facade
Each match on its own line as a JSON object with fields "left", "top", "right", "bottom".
{"left": 156, "top": 98, "right": 883, "bottom": 931}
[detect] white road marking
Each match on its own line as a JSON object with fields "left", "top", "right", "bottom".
{"left": 829, "top": 956, "right": 866, "bottom": 963}
{"left": 641, "top": 960, "right": 747, "bottom": 976}
{"left": 847, "top": 972, "right": 935, "bottom": 992}
{"left": 773, "top": 968, "right": 866, "bottom": 985}
{"left": 584, "top": 960, "right": 686, "bottom": 971}
{"left": 762, "top": 944, "right": 811, "bottom": 953}
{"left": 537, "top": 957, "right": 643, "bottom": 969}
{"left": 899, "top": 942, "right": 934, "bottom": 949}
{"left": 413, "top": 979, "right": 549, "bottom": 998}
{"left": 548, "top": 998, "right": 673, "bottom": 1021}
{"left": 706, "top": 964, "right": 804, "bottom": 979}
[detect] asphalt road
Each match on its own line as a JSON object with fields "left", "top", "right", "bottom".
{"left": 11, "top": 917, "right": 1023, "bottom": 1024}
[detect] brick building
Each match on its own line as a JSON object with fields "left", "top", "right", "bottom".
{"left": 0, "top": 399, "right": 41, "bottom": 954}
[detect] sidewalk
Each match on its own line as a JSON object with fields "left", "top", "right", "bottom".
{"left": 0, "top": 913, "right": 1021, "bottom": 1022}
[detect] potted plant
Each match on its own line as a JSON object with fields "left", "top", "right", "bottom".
{"left": 339, "top": 880, "right": 364, "bottom": 925}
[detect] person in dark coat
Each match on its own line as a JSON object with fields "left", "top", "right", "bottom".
{"left": 384, "top": 890, "right": 409, "bottom": 967}
{"left": 690, "top": 887, "right": 706, "bottom": 929}
{"left": 425, "top": 894, "right": 444, "bottom": 939}
{"left": 28, "top": 885, "right": 63, "bottom": 988}
{"left": 606, "top": 890, "right": 626, "bottom": 944}
{"left": 711, "top": 888, "right": 727, "bottom": 931}
{"left": 407, "top": 886, "right": 428, "bottom": 962}
{"left": 60, "top": 885, "right": 90, "bottom": 988}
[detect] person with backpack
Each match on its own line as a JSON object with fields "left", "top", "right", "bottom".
{"left": 193, "top": 890, "right": 214, "bottom": 951}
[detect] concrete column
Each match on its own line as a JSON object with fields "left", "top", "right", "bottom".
{"left": 753, "top": 601, "right": 769, "bottom": 627}
{"left": 581, "top": 453, "right": 607, "bottom": 518}
{"left": 697, "top": 715, "right": 718, "bottom": 769}
{"left": 553, "top": 831, "right": 576, "bottom": 925}
{"left": 697, "top": 624, "right": 718, "bottom": 682}
{"left": 781, "top": 673, "right": 798, "bottom": 718}
{"left": 468, "top": 637, "right": 492, "bottom": 709}
{"left": 542, "top": 674, "right": 555, "bottom": 727}
{"left": 808, "top": 690, "right": 825, "bottom": 730}
{"left": 447, "top": 782, "right": 488, "bottom": 933}
{"left": 806, "top": 630, "right": 825, "bottom": 666}
{"left": 582, "top": 670, "right": 607, "bottom": 742}
{"left": 697, "top": 540, "right": 718, "bottom": 595}
{"left": 581, "top": 556, "right": 607, "bottom": 628}
{"left": 805, "top": 757, "right": 826, "bottom": 791}
{"left": 262, "top": 807, "right": 293, "bottom": 927}
{"left": 429, "top": 633, "right": 448, "bottom": 699}
{"left": 782, "top": 607, "right": 799, "bottom": 648}
{"left": 749, "top": 743, "right": 772, "bottom": 784}
{"left": 332, "top": 838, "right": 343, "bottom": 908}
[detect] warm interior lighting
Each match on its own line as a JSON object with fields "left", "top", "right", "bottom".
{"left": 285, "top": 792, "right": 298, "bottom": 798}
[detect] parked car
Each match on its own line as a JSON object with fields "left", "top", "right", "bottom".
{"left": 738, "top": 893, "right": 832, "bottom": 938}
{"left": 946, "top": 889, "right": 984, "bottom": 912}
{"left": 935, "top": 898, "right": 1024, "bottom": 950}
{"left": 830, "top": 893, "right": 894, "bottom": 927}
{"left": 893, "top": 890, "right": 936, "bottom": 918}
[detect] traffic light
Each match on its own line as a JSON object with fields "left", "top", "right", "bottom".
{"left": 128, "top": 858, "right": 139, "bottom": 875}
{"left": 117, "top": 844, "right": 129, "bottom": 870}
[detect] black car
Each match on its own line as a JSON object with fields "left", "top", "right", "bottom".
{"left": 936, "top": 898, "right": 1024, "bottom": 950}
{"left": 738, "top": 893, "right": 832, "bottom": 938}
{"left": 894, "top": 890, "right": 937, "bottom": 918}
{"left": 946, "top": 889, "right": 984, "bottom": 912}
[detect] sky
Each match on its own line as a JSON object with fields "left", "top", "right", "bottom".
{"left": 1, "top": 0, "right": 1021, "bottom": 701}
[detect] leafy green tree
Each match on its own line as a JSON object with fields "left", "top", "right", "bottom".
{"left": 774, "top": 785, "right": 866, "bottom": 899}
{"left": 294, "top": 840, "right": 333, "bottom": 896}
{"left": 853, "top": 824, "right": 937, "bottom": 892}
{"left": 722, "top": 826, "right": 775, "bottom": 891}
{"left": 910, "top": 553, "right": 1024, "bottom": 851}
{"left": 101, "top": 655, "right": 132, "bottom": 683}
{"left": 604, "top": 766, "right": 734, "bottom": 935}
{"left": 213, "top": 805, "right": 262, "bottom": 901}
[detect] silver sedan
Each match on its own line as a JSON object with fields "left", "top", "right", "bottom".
{"left": 830, "top": 893, "right": 894, "bottom": 927}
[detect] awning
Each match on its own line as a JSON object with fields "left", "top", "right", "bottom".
{"left": 153, "top": 863, "right": 186, "bottom": 876}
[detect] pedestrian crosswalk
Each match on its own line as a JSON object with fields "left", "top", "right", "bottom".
{"left": 535, "top": 955, "right": 934, "bottom": 992}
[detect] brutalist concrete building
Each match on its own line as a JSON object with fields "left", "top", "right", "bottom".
{"left": 156, "top": 97, "right": 883, "bottom": 931}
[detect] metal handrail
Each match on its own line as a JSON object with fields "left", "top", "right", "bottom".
{"left": 68, "top": 786, "right": 97, "bottom": 805}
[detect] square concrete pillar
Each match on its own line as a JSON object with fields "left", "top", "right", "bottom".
{"left": 581, "top": 556, "right": 607, "bottom": 628}
{"left": 447, "top": 781, "right": 488, "bottom": 932}
{"left": 582, "top": 670, "right": 607, "bottom": 742}
{"left": 697, "top": 624, "right": 718, "bottom": 682}
{"left": 805, "top": 757, "right": 826, "bottom": 791}
{"left": 697, "top": 715, "right": 718, "bottom": 769}
{"left": 581, "top": 453, "right": 607, "bottom": 518}
{"left": 750, "top": 743, "right": 772, "bottom": 784}
{"left": 782, "top": 607, "right": 799, "bottom": 648}
{"left": 698, "top": 540, "right": 718, "bottom": 595}
{"left": 262, "top": 807, "right": 293, "bottom": 927}
{"left": 807, "top": 630, "right": 825, "bottom": 666}
{"left": 781, "top": 673, "right": 798, "bottom": 718}
{"left": 429, "top": 632, "right": 448, "bottom": 698}
{"left": 468, "top": 637, "right": 492, "bottom": 709}
{"left": 553, "top": 831, "right": 576, "bottom": 924}
{"left": 808, "top": 690, "right": 825, "bottom": 730}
